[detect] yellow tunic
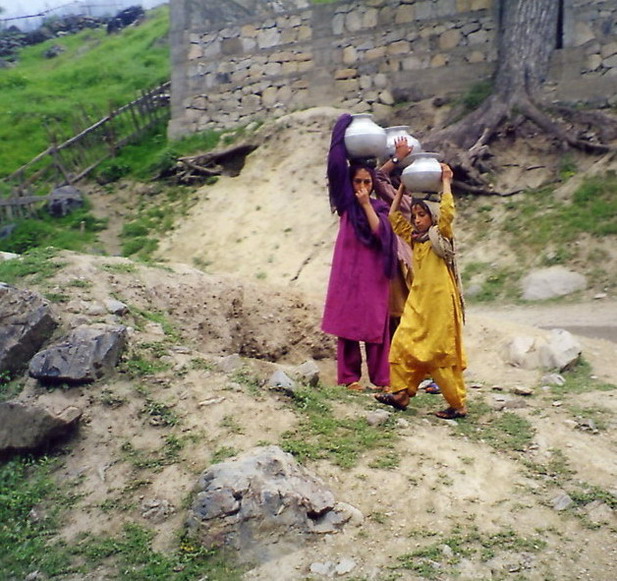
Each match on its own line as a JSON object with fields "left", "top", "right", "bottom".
{"left": 389, "top": 191, "right": 467, "bottom": 375}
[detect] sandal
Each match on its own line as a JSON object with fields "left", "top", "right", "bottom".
{"left": 374, "top": 392, "right": 408, "bottom": 411}
{"left": 346, "top": 381, "right": 364, "bottom": 391}
{"left": 435, "top": 407, "right": 467, "bottom": 420}
{"left": 368, "top": 385, "right": 387, "bottom": 392}
{"left": 424, "top": 382, "right": 441, "bottom": 394}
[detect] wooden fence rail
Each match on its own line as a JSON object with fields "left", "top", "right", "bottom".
{"left": 0, "top": 80, "right": 170, "bottom": 224}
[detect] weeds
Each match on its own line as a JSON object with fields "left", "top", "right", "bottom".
{"left": 280, "top": 385, "right": 399, "bottom": 468}
{"left": 396, "top": 525, "right": 545, "bottom": 578}
{"left": 0, "top": 456, "right": 73, "bottom": 579}
{"left": 72, "top": 524, "right": 244, "bottom": 580}
{"left": 453, "top": 400, "right": 535, "bottom": 452}
{"left": 0, "top": 246, "right": 62, "bottom": 284}
{"left": 544, "top": 358, "right": 616, "bottom": 396}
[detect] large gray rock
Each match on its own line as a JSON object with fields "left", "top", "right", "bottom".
{"left": 187, "top": 445, "right": 361, "bottom": 564}
{"left": 0, "top": 283, "right": 58, "bottom": 375}
{"left": 521, "top": 267, "right": 586, "bottom": 300}
{"left": 0, "top": 401, "right": 81, "bottom": 457}
{"left": 29, "top": 324, "right": 127, "bottom": 384}
{"left": 502, "top": 329, "right": 582, "bottom": 371}
{"left": 47, "top": 185, "right": 84, "bottom": 218}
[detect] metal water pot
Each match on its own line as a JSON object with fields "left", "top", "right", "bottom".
{"left": 401, "top": 153, "right": 442, "bottom": 193}
{"left": 344, "top": 114, "right": 387, "bottom": 160}
{"left": 384, "top": 126, "right": 422, "bottom": 167}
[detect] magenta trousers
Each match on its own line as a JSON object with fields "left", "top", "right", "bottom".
{"left": 336, "top": 321, "right": 390, "bottom": 387}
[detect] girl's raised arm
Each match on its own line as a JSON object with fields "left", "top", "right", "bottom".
{"left": 390, "top": 183, "right": 406, "bottom": 216}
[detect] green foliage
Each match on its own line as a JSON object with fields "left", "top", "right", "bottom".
{"left": 503, "top": 175, "right": 617, "bottom": 246}
{"left": 0, "top": 204, "right": 107, "bottom": 254}
{"left": 0, "top": 246, "right": 62, "bottom": 284}
{"left": 0, "top": 6, "right": 170, "bottom": 177}
{"left": 0, "top": 372, "right": 23, "bottom": 402}
{"left": 459, "top": 80, "right": 493, "bottom": 112}
{"left": 0, "top": 457, "right": 243, "bottom": 580}
{"left": 73, "top": 524, "right": 244, "bottom": 580}
{"left": 280, "top": 385, "right": 399, "bottom": 467}
{"left": 141, "top": 398, "right": 179, "bottom": 427}
{"left": 454, "top": 400, "right": 535, "bottom": 451}
{"left": 92, "top": 123, "right": 220, "bottom": 183}
{"left": 396, "top": 525, "right": 545, "bottom": 578}
{"left": 0, "top": 456, "right": 72, "bottom": 579}
{"left": 544, "top": 358, "right": 616, "bottom": 396}
{"left": 211, "top": 446, "right": 239, "bottom": 463}
{"left": 120, "top": 435, "right": 184, "bottom": 470}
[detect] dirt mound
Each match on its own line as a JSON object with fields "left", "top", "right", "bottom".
{"left": 13, "top": 249, "right": 617, "bottom": 580}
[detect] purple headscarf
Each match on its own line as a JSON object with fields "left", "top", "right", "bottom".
{"left": 327, "top": 114, "right": 397, "bottom": 279}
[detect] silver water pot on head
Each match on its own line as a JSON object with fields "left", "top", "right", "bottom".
{"left": 384, "top": 126, "right": 422, "bottom": 167}
{"left": 401, "top": 152, "right": 443, "bottom": 193}
{"left": 344, "top": 114, "right": 387, "bottom": 160}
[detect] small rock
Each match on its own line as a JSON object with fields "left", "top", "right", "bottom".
{"left": 104, "top": 298, "right": 129, "bottom": 315}
{"left": 310, "top": 561, "right": 334, "bottom": 576}
{"left": 335, "top": 558, "right": 357, "bottom": 575}
{"left": 217, "top": 354, "right": 242, "bottom": 373}
{"left": 512, "top": 385, "right": 534, "bottom": 396}
{"left": 366, "top": 409, "right": 390, "bottom": 426}
{"left": 551, "top": 492, "right": 573, "bottom": 511}
{"left": 576, "top": 418, "right": 597, "bottom": 433}
{"left": 541, "top": 373, "right": 565, "bottom": 386}
{"left": 268, "top": 369, "right": 295, "bottom": 390}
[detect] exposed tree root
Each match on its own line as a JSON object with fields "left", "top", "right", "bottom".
{"left": 418, "top": 94, "right": 616, "bottom": 195}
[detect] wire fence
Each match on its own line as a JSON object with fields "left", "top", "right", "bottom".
{"left": 0, "top": 80, "right": 170, "bottom": 224}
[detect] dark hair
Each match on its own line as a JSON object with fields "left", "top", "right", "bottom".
{"left": 411, "top": 199, "right": 431, "bottom": 215}
{"left": 349, "top": 162, "right": 377, "bottom": 190}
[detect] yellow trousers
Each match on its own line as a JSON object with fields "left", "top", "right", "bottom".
{"left": 390, "top": 362, "right": 466, "bottom": 410}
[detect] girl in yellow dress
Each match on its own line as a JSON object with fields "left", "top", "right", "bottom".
{"left": 375, "top": 164, "right": 467, "bottom": 419}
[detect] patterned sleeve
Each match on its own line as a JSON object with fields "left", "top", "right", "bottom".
{"left": 389, "top": 211, "right": 413, "bottom": 243}
{"left": 438, "top": 190, "right": 455, "bottom": 239}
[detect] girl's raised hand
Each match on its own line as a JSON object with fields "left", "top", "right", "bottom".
{"left": 394, "top": 136, "right": 413, "bottom": 159}
{"left": 440, "top": 163, "right": 453, "bottom": 182}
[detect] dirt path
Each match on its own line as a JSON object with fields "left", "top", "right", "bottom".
{"left": 468, "top": 300, "right": 617, "bottom": 344}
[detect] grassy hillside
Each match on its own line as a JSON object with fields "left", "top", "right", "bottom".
{"left": 0, "top": 4, "right": 170, "bottom": 178}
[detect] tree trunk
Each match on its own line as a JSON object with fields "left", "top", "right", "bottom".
{"left": 422, "top": 0, "right": 616, "bottom": 194}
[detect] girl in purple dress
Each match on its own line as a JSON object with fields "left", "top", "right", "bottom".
{"left": 321, "top": 114, "right": 398, "bottom": 391}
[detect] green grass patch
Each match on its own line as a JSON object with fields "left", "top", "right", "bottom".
{"left": 453, "top": 400, "right": 535, "bottom": 452}
{"left": 544, "top": 358, "right": 616, "bottom": 396}
{"left": 0, "top": 6, "right": 170, "bottom": 178}
{"left": 0, "top": 455, "right": 243, "bottom": 579}
{"left": 503, "top": 175, "right": 617, "bottom": 247}
{"left": 0, "top": 246, "right": 62, "bottom": 284}
{"left": 459, "top": 80, "right": 493, "bottom": 113}
{"left": 119, "top": 435, "right": 184, "bottom": 471}
{"left": 280, "top": 385, "right": 399, "bottom": 468}
{"left": 141, "top": 398, "right": 179, "bottom": 427}
{"left": 72, "top": 524, "right": 244, "bottom": 580}
{"left": 0, "top": 204, "right": 107, "bottom": 254}
{"left": 0, "top": 373, "right": 24, "bottom": 402}
{"left": 0, "top": 456, "right": 73, "bottom": 579}
{"left": 211, "top": 446, "right": 240, "bottom": 464}
{"left": 397, "top": 525, "right": 545, "bottom": 578}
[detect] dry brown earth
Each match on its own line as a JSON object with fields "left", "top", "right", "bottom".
{"left": 19, "top": 106, "right": 617, "bottom": 580}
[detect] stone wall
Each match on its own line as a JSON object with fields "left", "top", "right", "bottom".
{"left": 168, "top": 0, "right": 617, "bottom": 138}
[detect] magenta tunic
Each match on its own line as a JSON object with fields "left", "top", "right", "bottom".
{"left": 322, "top": 212, "right": 391, "bottom": 343}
